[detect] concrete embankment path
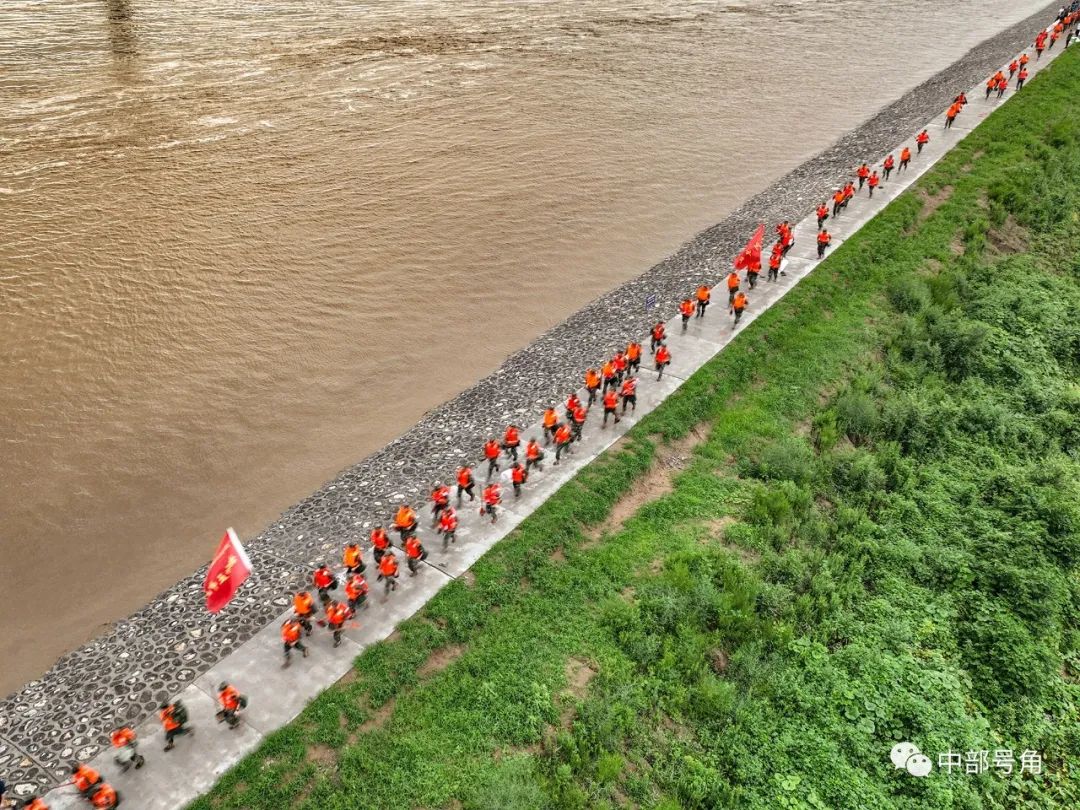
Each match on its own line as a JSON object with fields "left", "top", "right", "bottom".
{"left": 7, "top": 16, "right": 1071, "bottom": 810}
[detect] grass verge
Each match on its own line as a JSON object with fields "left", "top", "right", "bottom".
{"left": 191, "top": 48, "right": 1080, "bottom": 810}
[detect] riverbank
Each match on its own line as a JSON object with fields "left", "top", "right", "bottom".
{"left": 0, "top": 2, "right": 1064, "bottom": 799}
{"left": 192, "top": 42, "right": 1080, "bottom": 808}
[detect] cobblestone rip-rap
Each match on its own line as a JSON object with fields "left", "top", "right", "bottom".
{"left": 0, "top": 1, "right": 1063, "bottom": 794}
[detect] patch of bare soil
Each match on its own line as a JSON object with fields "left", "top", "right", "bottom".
{"left": 987, "top": 214, "right": 1029, "bottom": 254}
{"left": 560, "top": 658, "right": 598, "bottom": 728}
{"left": 550, "top": 546, "right": 566, "bottom": 563}
{"left": 417, "top": 643, "right": 467, "bottom": 678}
{"left": 916, "top": 184, "right": 954, "bottom": 223}
{"left": 358, "top": 697, "right": 396, "bottom": 734}
{"left": 460, "top": 570, "right": 476, "bottom": 586}
{"left": 709, "top": 648, "right": 729, "bottom": 675}
{"left": 305, "top": 744, "right": 337, "bottom": 767}
{"left": 586, "top": 425, "right": 708, "bottom": 541}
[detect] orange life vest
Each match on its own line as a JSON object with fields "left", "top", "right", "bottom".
{"left": 555, "top": 424, "right": 572, "bottom": 444}
{"left": 439, "top": 509, "right": 458, "bottom": 532}
{"left": 526, "top": 441, "right": 542, "bottom": 460}
{"left": 726, "top": 273, "right": 739, "bottom": 291}
{"left": 370, "top": 527, "right": 390, "bottom": 549}
{"left": 585, "top": 369, "right": 600, "bottom": 389}
{"left": 543, "top": 409, "right": 558, "bottom": 428}
{"left": 431, "top": 486, "right": 450, "bottom": 506}
{"left": 696, "top": 285, "right": 711, "bottom": 302}
{"left": 281, "top": 621, "right": 301, "bottom": 645}
{"left": 293, "top": 591, "right": 315, "bottom": 616}
{"left": 656, "top": 346, "right": 671, "bottom": 364}
{"left": 91, "top": 784, "right": 117, "bottom": 809}
{"left": 73, "top": 765, "right": 101, "bottom": 792}
{"left": 394, "top": 505, "right": 417, "bottom": 529}
{"left": 219, "top": 685, "right": 241, "bottom": 711}
{"left": 626, "top": 342, "right": 641, "bottom": 361}
{"left": 504, "top": 426, "right": 519, "bottom": 446}
{"left": 483, "top": 440, "right": 500, "bottom": 459}
{"left": 161, "top": 705, "right": 181, "bottom": 731}
{"left": 345, "top": 574, "right": 368, "bottom": 601}
{"left": 326, "top": 602, "right": 349, "bottom": 625}
{"left": 733, "top": 292, "right": 748, "bottom": 311}
{"left": 456, "top": 467, "right": 473, "bottom": 488}
{"left": 680, "top": 299, "right": 694, "bottom": 316}
{"left": 511, "top": 465, "right": 526, "bottom": 484}
{"left": 343, "top": 544, "right": 362, "bottom": 569}
{"left": 379, "top": 554, "right": 398, "bottom": 577}
{"left": 483, "top": 485, "right": 501, "bottom": 505}
{"left": 603, "top": 390, "right": 618, "bottom": 409}
{"left": 110, "top": 727, "right": 136, "bottom": 748}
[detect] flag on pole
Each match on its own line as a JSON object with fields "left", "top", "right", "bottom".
{"left": 203, "top": 528, "right": 253, "bottom": 613}
{"left": 734, "top": 223, "right": 766, "bottom": 271}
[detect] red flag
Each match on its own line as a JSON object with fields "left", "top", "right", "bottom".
{"left": 733, "top": 224, "right": 765, "bottom": 271}
{"left": 203, "top": 528, "right": 252, "bottom": 613}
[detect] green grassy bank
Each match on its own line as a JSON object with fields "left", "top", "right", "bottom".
{"left": 193, "top": 49, "right": 1080, "bottom": 810}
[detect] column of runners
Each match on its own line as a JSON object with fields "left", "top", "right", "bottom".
{"left": 31, "top": 12, "right": 1080, "bottom": 809}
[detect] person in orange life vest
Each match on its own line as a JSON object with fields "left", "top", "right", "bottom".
{"left": 89, "top": 784, "right": 119, "bottom": 810}
{"left": 1050, "top": 29, "right": 1060, "bottom": 49}
{"left": 944, "top": 102, "right": 959, "bottom": 129}
{"left": 954, "top": 91, "right": 967, "bottom": 107}
{"left": 856, "top": 162, "right": 870, "bottom": 188}
{"left": 110, "top": 726, "right": 144, "bottom": 772}
{"left": 525, "top": 437, "right": 545, "bottom": 473}
{"left": 370, "top": 525, "right": 392, "bottom": 565}
{"left": 695, "top": 284, "right": 711, "bottom": 317}
{"left": 996, "top": 75, "right": 1008, "bottom": 98}
{"left": 867, "top": 170, "right": 880, "bottom": 198}
{"left": 216, "top": 682, "right": 245, "bottom": 728}
{"left": 985, "top": 75, "right": 997, "bottom": 99}
{"left": 293, "top": 589, "right": 316, "bottom": 635}
{"left": 832, "top": 187, "right": 846, "bottom": 217}
{"left": 450, "top": 471, "right": 473, "bottom": 513}
{"left": 393, "top": 503, "right": 419, "bottom": 541}
{"left": 483, "top": 437, "right": 502, "bottom": 479}
{"left": 732, "top": 291, "right": 749, "bottom": 327}
{"left": 816, "top": 228, "right": 832, "bottom": 259}
{"left": 654, "top": 342, "right": 671, "bottom": 380}
{"left": 71, "top": 762, "right": 102, "bottom": 796}
{"left": 613, "top": 349, "right": 628, "bottom": 383}
{"left": 620, "top": 375, "right": 638, "bottom": 414}
{"left": 565, "top": 391, "right": 582, "bottom": 422}
{"left": 313, "top": 564, "right": 337, "bottom": 606}
{"left": 816, "top": 202, "right": 829, "bottom": 229}
{"left": 1035, "top": 30, "right": 1047, "bottom": 57}
{"left": 768, "top": 243, "right": 782, "bottom": 283}
{"left": 842, "top": 181, "right": 855, "bottom": 207}
{"left": 679, "top": 297, "right": 695, "bottom": 331}
{"left": 281, "top": 618, "right": 307, "bottom": 665}
{"left": 437, "top": 505, "right": 458, "bottom": 549}
{"left": 326, "top": 600, "right": 351, "bottom": 647}
{"left": 510, "top": 462, "right": 528, "bottom": 497}
{"left": 601, "top": 388, "right": 621, "bottom": 428}
{"left": 159, "top": 699, "right": 194, "bottom": 749}
{"left": 780, "top": 222, "right": 795, "bottom": 256}
{"left": 882, "top": 154, "right": 895, "bottom": 181}
{"left": 571, "top": 402, "right": 587, "bottom": 442}
{"left": 745, "top": 251, "right": 761, "bottom": 289}
{"left": 343, "top": 541, "right": 365, "bottom": 576}
{"left": 1017, "top": 67, "right": 1029, "bottom": 90}
{"left": 726, "top": 270, "right": 740, "bottom": 309}
{"left": 626, "top": 340, "right": 642, "bottom": 374}
{"left": 345, "top": 571, "right": 369, "bottom": 611}
{"left": 542, "top": 407, "right": 559, "bottom": 445}
{"left": 1008, "top": 59, "right": 1018, "bottom": 77}
{"left": 649, "top": 321, "right": 666, "bottom": 354}
{"left": 584, "top": 367, "right": 601, "bottom": 407}
{"left": 554, "top": 421, "right": 573, "bottom": 464}
{"left": 899, "top": 146, "right": 911, "bottom": 171}
{"left": 404, "top": 535, "right": 427, "bottom": 575}
{"left": 502, "top": 424, "right": 521, "bottom": 461}
{"left": 601, "top": 359, "right": 618, "bottom": 392}
{"left": 482, "top": 482, "right": 502, "bottom": 524}
{"left": 916, "top": 129, "right": 929, "bottom": 153}
{"left": 1019, "top": 51, "right": 1030, "bottom": 69}
{"left": 429, "top": 481, "right": 451, "bottom": 527}
{"left": 378, "top": 549, "right": 399, "bottom": 594}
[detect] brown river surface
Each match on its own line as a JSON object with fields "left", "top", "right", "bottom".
{"left": 0, "top": 0, "right": 1042, "bottom": 694}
